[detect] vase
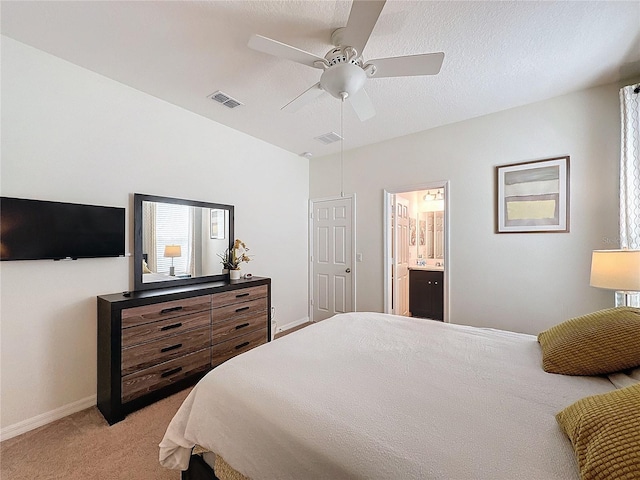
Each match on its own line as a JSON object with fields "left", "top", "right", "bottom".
{"left": 229, "top": 269, "right": 241, "bottom": 280}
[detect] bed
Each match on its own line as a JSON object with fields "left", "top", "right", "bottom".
{"left": 159, "top": 310, "right": 640, "bottom": 479}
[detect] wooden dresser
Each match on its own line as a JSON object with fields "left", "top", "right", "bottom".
{"left": 97, "top": 277, "right": 270, "bottom": 425}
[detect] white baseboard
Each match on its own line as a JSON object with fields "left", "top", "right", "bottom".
{"left": 0, "top": 394, "right": 96, "bottom": 442}
{"left": 275, "top": 316, "right": 310, "bottom": 333}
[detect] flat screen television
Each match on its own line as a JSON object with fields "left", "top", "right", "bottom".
{"left": 1, "top": 197, "right": 125, "bottom": 261}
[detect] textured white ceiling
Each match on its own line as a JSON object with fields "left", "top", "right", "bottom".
{"left": 2, "top": 1, "right": 639, "bottom": 158}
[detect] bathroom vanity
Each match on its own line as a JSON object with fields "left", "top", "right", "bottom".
{"left": 409, "top": 267, "right": 444, "bottom": 321}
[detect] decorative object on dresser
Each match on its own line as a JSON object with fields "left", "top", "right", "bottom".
{"left": 97, "top": 277, "right": 271, "bottom": 425}
{"left": 590, "top": 249, "right": 640, "bottom": 307}
{"left": 218, "top": 239, "right": 252, "bottom": 281}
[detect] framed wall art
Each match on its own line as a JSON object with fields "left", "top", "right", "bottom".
{"left": 496, "top": 156, "right": 569, "bottom": 233}
{"left": 409, "top": 217, "right": 416, "bottom": 246}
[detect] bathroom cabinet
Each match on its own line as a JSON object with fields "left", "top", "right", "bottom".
{"left": 409, "top": 269, "right": 443, "bottom": 321}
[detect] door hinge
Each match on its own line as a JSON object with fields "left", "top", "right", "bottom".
{"left": 310, "top": 255, "right": 313, "bottom": 262}
{"left": 310, "top": 299, "right": 314, "bottom": 306}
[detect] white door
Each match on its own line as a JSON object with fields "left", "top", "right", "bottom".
{"left": 393, "top": 196, "right": 410, "bottom": 316}
{"left": 310, "top": 196, "right": 355, "bottom": 322}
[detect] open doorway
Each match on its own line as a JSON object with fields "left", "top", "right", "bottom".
{"left": 383, "top": 181, "right": 450, "bottom": 323}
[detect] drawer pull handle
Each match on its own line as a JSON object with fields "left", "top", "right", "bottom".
{"left": 235, "top": 306, "right": 250, "bottom": 313}
{"left": 236, "top": 293, "right": 250, "bottom": 298}
{"left": 160, "top": 322, "right": 183, "bottom": 331}
{"left": 161, "top": 367, "right": 182, "bottom": 378}
{"left": 235, "top": 341, "right": 250, "bottom": 350}
{"left": 161, "top": 343, "right": 182, "bottom": 353}
{"left": 160, "top": 306, "right": 184, "bottom": 314}
{"left": 235, "top": 322, "right": 250, "bottom": 330}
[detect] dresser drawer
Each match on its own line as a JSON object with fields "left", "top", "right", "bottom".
{"left": 211, "top": 297, "right": 267, "bottom": 324}
{"left": 211, "top": 312, "right": 266, "bottom": 344}
{"left": 121, "top": 326, "right": 211, "bottom": 375}
{"left": 211, "top": 327, "right": 267, "bottom": 368}
{"left": 122, "top": 296, "right": 212, "bottom": 328}
{"left": 213, "top": 285, "right": 267, "bottom": 307}
{"left": 121, "top": 348, "right": 210, "bottom": 403}
{"left": 122, "top": 311, "right": 210, "bottom": 348}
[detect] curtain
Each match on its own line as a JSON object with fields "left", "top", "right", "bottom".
{"left": 187, "top": 206, "right": 196, "bottom": 277}
{"left": 142, "top": 202, "right": 157, "bottom": 271}
{"left": 619, "top": 84, "right": 640, "bottom": 249}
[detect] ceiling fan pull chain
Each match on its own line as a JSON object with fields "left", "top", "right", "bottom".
{"left": 340, "top": 95, "right": 345, "bottom": 198}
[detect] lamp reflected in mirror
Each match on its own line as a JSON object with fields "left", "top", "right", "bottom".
{"left": 164, "top": 245, "right": 182, "bottom": 276}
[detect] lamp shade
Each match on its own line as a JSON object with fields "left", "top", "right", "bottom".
{"left": 590, "top": 250, "right": 640, "bottom": 291}
{"left": 163, "top": 245, "right": 182, "bottom": 258}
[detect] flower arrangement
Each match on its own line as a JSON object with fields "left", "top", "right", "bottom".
{"left": 218, "top": 239, "right": 251, "bottom": 271}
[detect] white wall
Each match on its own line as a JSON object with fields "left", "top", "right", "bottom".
{"left": 0, "top": 37, "right": 309, "bottom": 433}
{"left": 310, "top": 82, "right": 622, "bottom": 335}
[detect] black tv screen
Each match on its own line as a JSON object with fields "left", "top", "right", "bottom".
{"left": 1, "top": 197, "right": 125, "bottom": 261}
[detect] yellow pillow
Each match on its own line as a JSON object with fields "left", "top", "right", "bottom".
{"left": 537, "top": 307, "right": 640, "bottom": 375}
{"left": 556, "top": 383, "right": 640, "bottom": 480}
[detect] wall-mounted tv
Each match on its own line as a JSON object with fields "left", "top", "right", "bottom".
{"left": 1, "top": 197, "right": 125, "bottom": 261}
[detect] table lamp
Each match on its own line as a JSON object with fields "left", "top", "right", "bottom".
{"left": 164, "top": 245, "right": 182, "bottom": 276}
{"left": 590, "top": 249, "right": 640, "bottom": 307}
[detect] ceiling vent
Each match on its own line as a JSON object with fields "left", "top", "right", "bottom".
{"left": 208, "top": 91, "right": 243, "bottom": 109}
{"left": 314, "top": 132, "right": 343, "bottom": 145}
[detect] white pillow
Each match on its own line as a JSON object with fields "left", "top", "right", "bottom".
{"left": 608, "top": 367, "right": 640, "bottom": 389}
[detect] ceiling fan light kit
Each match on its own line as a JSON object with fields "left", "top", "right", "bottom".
{"left": 247, "top": 0, "right": 444, "bottom": 121}
{"left": 320, "top": 62, "right": 367, "bottom": 100}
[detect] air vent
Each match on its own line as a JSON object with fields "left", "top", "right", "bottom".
{"left": 207, "top": 91, "right": 243, "bottom": 109}
{"left": 314, "top": 132, "right": 343, "bottom": 145}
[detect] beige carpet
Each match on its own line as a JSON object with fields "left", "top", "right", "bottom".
{"left": 0, "top": 388, "right": 191, "bottom": 480}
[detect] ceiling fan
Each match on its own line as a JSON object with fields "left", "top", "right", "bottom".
{"left": 247, "top": 0, "right": 444, "bottom": 121}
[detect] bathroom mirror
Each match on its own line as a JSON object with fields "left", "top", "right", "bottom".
{"left": 418, "top": 210, "right": 444, "bottom": 261}
{"left": 134, "top": 193, "right": 234, "bottom": 291}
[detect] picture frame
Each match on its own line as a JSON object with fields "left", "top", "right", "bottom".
{"left": 419, "top": 220, "right": 426, "bottom": 245}
{"left": 409, "top": 217, "right": 416, "bottom": 246}
{"left": 210, "top": 209, "right": 226, "bottom": 239}
{"left": 496, "top": 156, "right": 569, "bottom": 233}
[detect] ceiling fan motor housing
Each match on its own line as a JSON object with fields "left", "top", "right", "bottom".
{"left": 320, "top": 63, "right": 367, "bottom": 99}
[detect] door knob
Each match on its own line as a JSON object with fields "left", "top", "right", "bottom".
{"left": 346, "top": 268, "right": 351, "bottom": 273}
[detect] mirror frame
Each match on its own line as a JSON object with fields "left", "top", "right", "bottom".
{"left": 133, "top": 193, "right": 234, "bottom": 292}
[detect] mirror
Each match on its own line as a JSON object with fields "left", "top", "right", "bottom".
{"left": 134, "top": 193, "right": 234, "bottom": 291}
{"left": 418, "top": 210, "right": 444, "bottom": 260}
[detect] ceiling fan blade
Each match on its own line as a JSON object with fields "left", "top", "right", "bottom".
{"left": 248, "top": 34, "right": 325, "bottom": 69}
{"left": 341, "top": 0, "right": 386, "bottom": 54}
{"left": 282, "top": 83, "right": 326, "bottom": 112}
{"left": 349, "top": 88, "right": 375, "bottom": 121}
{"left": 367, "top": 52, "right": 444, "bottom": 78}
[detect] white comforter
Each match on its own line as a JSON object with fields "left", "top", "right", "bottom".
{"left": 160, "top": 312, "right": 614, "bottom": 479}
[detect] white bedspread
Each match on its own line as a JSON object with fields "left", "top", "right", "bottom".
{"left": 160, "top": 312, "right": 615, "bottom": 479}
